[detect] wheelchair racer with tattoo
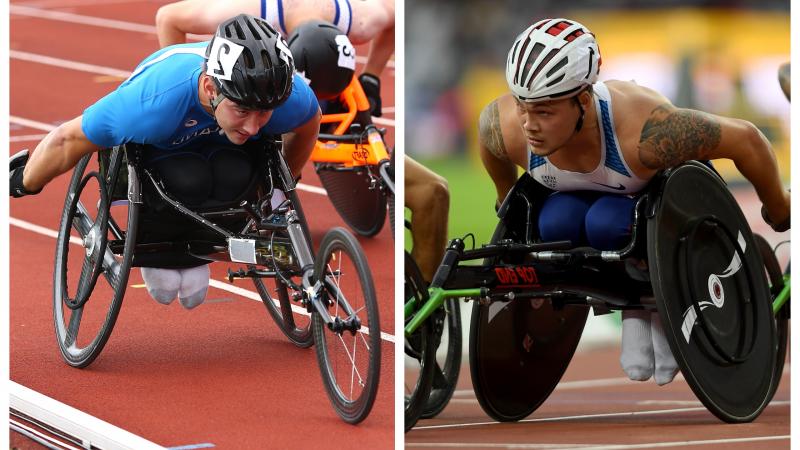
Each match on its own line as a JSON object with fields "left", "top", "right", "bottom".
{"left": 478, "top": 18, "right": 790, "bottom": 386}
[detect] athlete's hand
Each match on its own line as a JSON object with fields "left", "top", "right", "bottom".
{"left": 359, "top": 72, "right": 382, "bottom": 117}
{"left": 761, "top": 191, "right": 790, "bottom": 232}
{"left": 10, "top": 149, "right": 41, "bottom": 198}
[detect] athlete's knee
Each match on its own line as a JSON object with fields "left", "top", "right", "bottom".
{"left": 410, "top": 173, "right": 449, "bottom": 215}
{"left": 584, "top": 196, "right": 635, "bottom": 250}
{"left": 538, "top": 192, "right": 593, "bottom": 244}
{"left": 155, "top": 3, "right": 177, "bottom": 31}
{"left": 153, "top": 153, "right": 213, "bottom": 206}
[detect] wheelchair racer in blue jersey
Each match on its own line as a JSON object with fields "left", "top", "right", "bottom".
{"left": 478, "top": 19, "right": 789, "bottom": 387}
{"left": 10, "top": 14, "right": 321, "bottom": 309}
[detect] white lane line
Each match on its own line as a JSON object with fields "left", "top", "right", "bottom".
{"left": 8, "top": 115, "right": 328, "bottom": 196}
{"left": 412, "top": 402, "right": 790, "bottom": 431}
{"left": 10, "top": 115, "right": 63, "bottom": 132}
{"left": 9, "top": 216, "right": 395, "bottom": 344}
{"left": 8, "top": 50, "right": 131, "bottom": 79}
{"left": 10, "top": 133, "right": 49, "bottom": 142}
{"left": 10, "top": 381, "right": 167, "bottom": 450}
{"left": 11, "top": 49, "right": 132, "bottom": 78}
{"left": 9, "top": 4, "right": 395, "bottom": 70}
{"left": 10, "top": 51, "right": 396, "bottom": 127}
{"left": 406, "top": 435, "right": 790, "bottom": 449}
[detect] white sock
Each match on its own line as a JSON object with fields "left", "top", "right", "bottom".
{"left": 651, "top": 313, "right": 679, "bottom": 385}
{"left": 620, "top": 309, "right": 654, "bottom": 381}
{"left": 270, "top": 189, "right": 286, "bottom": 211}
{"left": 140, "top": 267, "right": 180, "bottom": 305}
{"left": 178, "top": 264, "right": 210, "bottom": 309}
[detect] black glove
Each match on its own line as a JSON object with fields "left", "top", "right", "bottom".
{"left": 358, "top": 72, "right": 382, "bottom": 117}
{"left": 10, "top": 149, "right": 41, "bottom": 198}
{"left": 762, "top": 205, "right": 790, "bottom": 232}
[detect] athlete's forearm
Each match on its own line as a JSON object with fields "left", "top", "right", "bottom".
{"left": 405, "top": 156, "right": 449, "bottom": 281}
{"left": 23, "top": 116, "right": 101, "bottom": 192}
{"left": 155, "top": 3, "right": 188, "bottom": 47}
{"left": 732, "top": 124, "right": 789, "bottom": 224}
{"left": 282, "top": 110, "right": 321, "bottom": 178}
{"left": 363, "top": 23, "right": 394, "bottom": 77}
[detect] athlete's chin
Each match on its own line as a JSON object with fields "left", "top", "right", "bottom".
{"left": 226, "top": 132, "right": 250, "bottom": 145}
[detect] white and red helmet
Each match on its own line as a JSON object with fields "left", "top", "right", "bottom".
{"left": 506, "top": 18, "right": 601, "bottom": 102}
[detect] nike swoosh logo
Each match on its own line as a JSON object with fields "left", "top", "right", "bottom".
{"left": 592, "top": 182, "right": 626, "bottom": 191}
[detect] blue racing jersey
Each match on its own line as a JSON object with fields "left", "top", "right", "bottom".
{"left": 82, "top": 42, "right": 318, "bottom": 151}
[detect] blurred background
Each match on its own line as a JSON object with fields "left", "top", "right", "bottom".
{"left": 404, "top": 0, "right": 790, "bottom": 350}
{"left": 405, "top": 0, "right": 790, "bottom": 247}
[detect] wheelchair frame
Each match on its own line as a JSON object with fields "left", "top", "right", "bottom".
{"left": 404, "top": 162, "right": 790, "bottom": 429}
{"left": 53, "top": 138, "right": 381, "bottom": 424}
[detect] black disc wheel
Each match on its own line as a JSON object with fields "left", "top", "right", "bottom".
{"left": 253, "top": 190, "right": 313, "bottom": 348}
{"left": 53, "top": 148, "right": 139, "bottom": 368}
{"left": 312, "top": 228, "right": 381, "bottom": 423}
{"left": 404, "top": 251, "right": 435, "bottom": 431}
{"left": 316, "top": 164, "right": 386, "bottom": 237}
{"left": 421, "top": 298, "right": 462, "bottom": 419}
{"left": 648, "top": 163, "right": 776, "bottom": 423}
{"left": 753, "top": 234, "right": 788, "bottom": 405}
{"left": 470, "top": 221, "right": 587, "bottom": 422}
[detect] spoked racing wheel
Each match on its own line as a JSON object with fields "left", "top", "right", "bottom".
{"left": 53, "top": 147, "right": 139, "bottom": 368}
{"left": 312, "top": 227, "right": 381, "bottom": 423}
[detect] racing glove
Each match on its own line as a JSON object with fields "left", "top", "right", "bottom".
{"left": 10, "top": 149, "right": 41, "bottom": 198}
{"left": 762, "top": 205, "right": 790, "bottom": 233}
{"left": 359, "top": 72, "right": 382, "bottom": 117}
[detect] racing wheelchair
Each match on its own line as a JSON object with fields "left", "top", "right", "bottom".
{"left": 311, "top": 76, "right": 395, "bottom": 237}
{"left": 405, "top": 161, "right": 789, "bottom": 429}
{"left": 49, "top": 138, "right": 381, "bottom": 424}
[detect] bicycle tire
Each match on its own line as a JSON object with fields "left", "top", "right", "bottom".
{"left": 53, "top": 149, "right": 139, "bottom": 368}
{"left": 420, "top": 298, "right": 462, "bottom": 419}
{"left": 312, "top": 228, "right": 381, "bottom": 423}
{"left": 404, "top": 251, "right": 436, "bottom": 431}
{"left": 316, "top": 164, "right": 387, "bottom": 237}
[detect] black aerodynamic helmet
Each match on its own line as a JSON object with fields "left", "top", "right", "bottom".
{"left": 287, "top": 20, "right": 356, "bottom": 100}
{"left": 205, "top": 14, "right": 294, "bottom": 110}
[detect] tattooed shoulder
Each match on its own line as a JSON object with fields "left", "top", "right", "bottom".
{"left": 637, "top": 103, "right": 722, "bottom": 170}
{"left": 478, "top": 100, "right": 509, "bottom": 161}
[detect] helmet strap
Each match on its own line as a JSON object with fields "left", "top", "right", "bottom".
{"left": 572, "top": 95, "right": 585, "bottom": 133}
{"left": 210, "top": 92, "right": 226, "bottom": 115}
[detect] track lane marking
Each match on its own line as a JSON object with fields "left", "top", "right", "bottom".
{"left": 9, "top": 4, "right": 395, "bottom": 71}
{"left": 412, "top": 401, "right": 789, "bottom": 431}
{"left": 9, "top": 216, "right": 395, "bottom": 344}
{"left": 406, "top": 435, "right": 790, "bottom": 449}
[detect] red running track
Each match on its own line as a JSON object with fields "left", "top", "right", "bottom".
{"left": 10, "top": 1, "right": 395, "bottom": 448}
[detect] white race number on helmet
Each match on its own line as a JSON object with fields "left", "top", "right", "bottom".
{"left": 506, "top": 18, "right": 601, "bottom": 102}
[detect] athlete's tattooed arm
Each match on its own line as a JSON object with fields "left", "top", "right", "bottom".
{"left": 479, "top": 100, "right": 509, "bottom": 161}
{"left": 478, "top": 99, "right": 519, "bottom": 207}
{"left": 637, "top": 104, "right": 721, "bottom": 170}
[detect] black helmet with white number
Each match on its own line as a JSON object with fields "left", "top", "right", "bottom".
{"left": 205, "top": 14, "right": 294, "bottom": 110}
{"left": 288, "top": 20, "right": 356, "bottom": 100}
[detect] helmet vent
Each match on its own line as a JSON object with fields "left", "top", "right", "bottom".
{"left": 525, "top": 48, "right": 558, "bottom": 88}
{"left": 545, "top": 73, "right": 565, "bottom": 88}
{"left": 246, "top": 19, "right": 262, "bottom": 40}
{"left": 546, "top": 56, "right": 568, "bottom": 78}
{"left": 232, "top": 21, "right": 245, "bottom": 40}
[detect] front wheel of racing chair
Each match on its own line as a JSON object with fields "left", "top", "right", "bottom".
{"left": 312, "top": 228, "right": 381, "bottom": 424}
{"left": 753, "top": 234, "right": 789, "bottom": 407}
{"left": 404, "top": 251, "right": 436, "bottom": 431}
{"left": 252, "top": 188, "right": 315, "bottom": 348}
{"left": 469, "top": 174, "right": 589, "bottom": 422}
{"left": 420, "top": 300, "right": 462, "bottom": 419}
{"left": 53, "top": 146, "right": 139, "bottom": 368}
